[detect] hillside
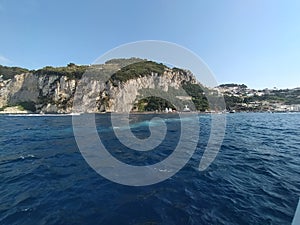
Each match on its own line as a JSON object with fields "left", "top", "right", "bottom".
{"left": 217, "top": 84, "right": 300, "bottom": 112}
{"left": 0, "top": 65, "right": 30, "bottom": 80}
{"left": 0, "top": 59, "right": 210, "bottom": 113}
{"left": 2, "top": 60, "right": 298, "bottom": 113}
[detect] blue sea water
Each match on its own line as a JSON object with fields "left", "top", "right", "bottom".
{"left": 0, "top": 113, "right": 299, "bottom": 225}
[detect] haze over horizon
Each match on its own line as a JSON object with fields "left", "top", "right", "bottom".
{"left": 0, "top": 0, "right": 299, "bottom": 89}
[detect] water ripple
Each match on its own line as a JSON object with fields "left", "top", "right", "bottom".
{"left": 0, "top": 113, "right": 299, "bottom": 224}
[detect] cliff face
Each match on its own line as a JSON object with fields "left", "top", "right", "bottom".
{"left": 0, "top": 73, "right": 39, "bottom": 108}
{"left": 0, "top": 73, "right": 77, "bottom": 113}
{"left": 103, "top": 69, "right": 196, "bottom": 112}
{"left": 0, "top": 63, "right": 197, "bottom": 113}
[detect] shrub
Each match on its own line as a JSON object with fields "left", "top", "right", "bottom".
{"left": 182, "top": 82, "right": 209, "bottom": 111}
{"left": 110, "top": 61, "right": 166, "bottom": 83}
{"left": 0, "top": 65, "right": 29, "bottom": 80}
{"left": 34, "top": 64, "right": 88, "bottom": 79}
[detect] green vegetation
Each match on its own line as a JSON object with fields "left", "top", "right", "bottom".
{"left": 271, "top": 89, "right": 300, "bottom": 104}
{"left": 0, "top": 63, "right": 88, "bottom": 80}
{"left": 182, "top": 82, "right": 209, "bottom": 111}
{"left": 172, "top": 67, "right": 186, "bottom": 74}
{"left": 0, "top": 101, "right": 36, "bottom": 112}
{"left": 113, "top": 60, "right": 212, "bottom": 112}
{"left": 17, "top": 101, "right": 36, "bottom": 112}
{"left": 136, "top": 97, "right": 176, "bottom": 111}
{"left": 4, "top": 59, "right": 299, "bottom": 113}
{"left": 0, "top": 65, "right": 29, "bottom": 80}
{"left": 134, "top": 82, "right": 211, "bottom": 112}
{"left": 105, "top": 58, "right": 146, "bottom": 68}
{"left": 110, "top": 61, "right": 166, "bottom": 84}
{"left": 34, "top": 64, "right": 88, "bottom": 79}
{"left": 243, "top": 95, "right": 284, "bottom": 103}
{"left": 224, "top": 95, "right": 243, "bottom": 109}
{"left": 219, "top": 83, "right": 247, "bottom": 89}
{"left": 223, "top": 87, "right": 300, "bottom": 111}
{"left": 7, "top": 101, "right": 36, "bottom": 112}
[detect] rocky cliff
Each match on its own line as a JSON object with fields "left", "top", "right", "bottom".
{"left": 0, "top": 73, "right": 77, "bottom": 113}
{"left": 0, "top": 59, "right": 203, "bottom": 113}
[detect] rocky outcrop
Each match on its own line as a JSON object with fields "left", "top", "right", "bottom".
{"left": 101, "top": 69, "right": 196, "bottom": 112}
{"left": 0, "top": 63, "right": 197, "bottom": 113}
{"left": 0, "top": 73, "right": 39, "bottom": 108}
{"left": 0, "top": 73, "right": 77, "bottom": 113}
{"left": 0, "top": 106, "right": 32, "bottom": 114}
{"left": 36, "top": 75, "right": 77, "bottom": 113}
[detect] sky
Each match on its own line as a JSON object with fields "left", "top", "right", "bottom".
{"left": 0, "top": 0, "right": 299, "bottom": 89}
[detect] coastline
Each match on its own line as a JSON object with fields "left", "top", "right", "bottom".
{"left": 1, "top": 109, "right": 299, "bottom": 115}
{"left": 0, "top": 106, "right": 32, "bottom": 114}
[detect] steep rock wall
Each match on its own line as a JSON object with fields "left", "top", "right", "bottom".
{"left": 0, "top": 68, "right": 196, "bottom": 113}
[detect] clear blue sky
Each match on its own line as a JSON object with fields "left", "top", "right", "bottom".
{"left": 0, "top": 0, "right": 299, "bottom": 89}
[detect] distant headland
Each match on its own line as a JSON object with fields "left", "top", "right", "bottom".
{"left": 0, "top": 58, "right": 299, "bottom": 114}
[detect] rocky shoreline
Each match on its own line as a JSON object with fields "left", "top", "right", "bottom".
{"left": 0, "top": 106, "right": 32, "bottom": 114}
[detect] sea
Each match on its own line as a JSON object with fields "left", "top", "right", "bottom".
{"left": 0, "top": 112, "right": 299, "bottom": 225}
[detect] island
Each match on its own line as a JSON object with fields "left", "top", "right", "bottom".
{"left": 0, "top": 58, "right": 299, "bottom": 114}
